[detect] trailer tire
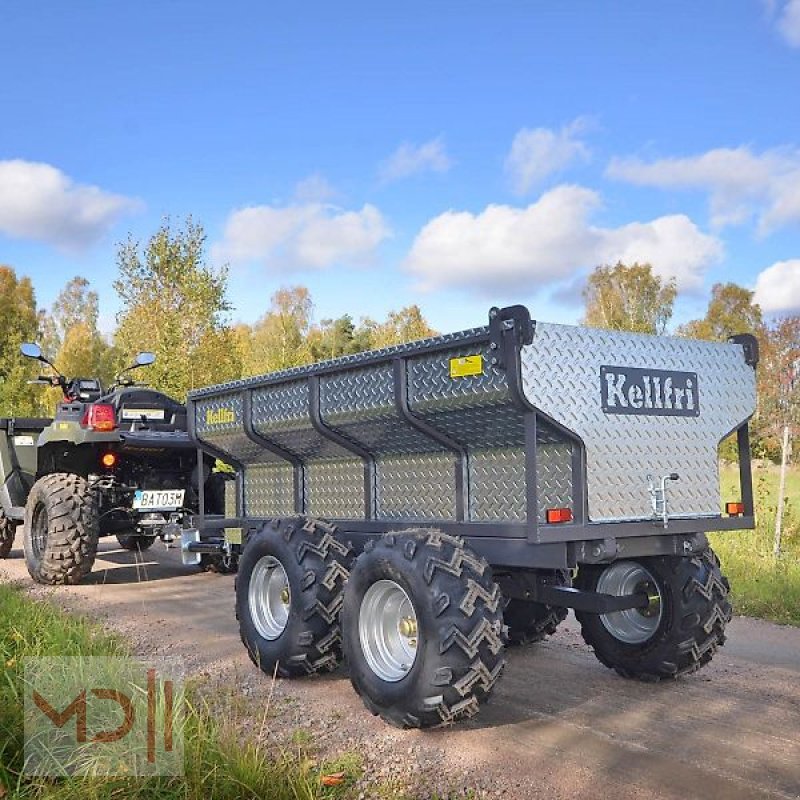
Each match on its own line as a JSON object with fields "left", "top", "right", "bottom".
{"left": 342, "top": 530, "right": 505, "bottom": 729}
{"left": 23, "top": 473, "right": 99, "bottom": 585}
{"left": 0, "top": 515, "right": 16, "bottom": 558}
{"left": 505, "top": 600, "right": 568, "bottom": 646}
{"left": 575, "top": 548, "right": 731, "bottom": 681}
{"left": 116, "top": 533, "right": 155, "bottom": 552}
{"left": 236, "top": 518, "right": 352, "bottom": 678}
{"left": 504, "top": 570, "right": 570, "bottom": 646}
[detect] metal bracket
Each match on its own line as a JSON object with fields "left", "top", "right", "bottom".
{"left": 488, "top": 305, "right": 535, "bottom": 370}
{"left": 648, "top": 472, "right": 680, "bottom": 528}
{"left": 728, "top": 333, "right": 759, "bottom": 368}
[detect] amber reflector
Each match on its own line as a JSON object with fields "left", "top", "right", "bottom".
{"left": 546, "top": 507, "right": 573, "bottom": 524}
{"left": 726, "top": 501, "right": 744, "bottom": 516}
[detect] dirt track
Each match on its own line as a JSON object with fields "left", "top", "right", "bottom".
{"left": 2, "top": 535, "right": 800, "bottom": 799}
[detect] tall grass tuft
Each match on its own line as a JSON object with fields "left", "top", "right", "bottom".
{"left": 712, "top": 464, "right": 800, "bottom": 626}
{"left": 0, "top": 583, "right": 360, "bottom": 800}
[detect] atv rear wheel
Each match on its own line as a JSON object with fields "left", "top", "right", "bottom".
{"left": 116, "top": 533, "right": 155, "bottom": 551}
{"left": 575, "top": 548, "right": 731, "bottom": 681}
{"left": 23, "top": 473, "right": 100, "bottom": 585}
{"left": 0, "top": 514, "right": 16, "bottom": 558}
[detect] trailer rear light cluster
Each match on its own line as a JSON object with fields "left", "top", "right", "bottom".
{"left": 82, "top": 403, "right": 117, "bottom": 432}
{"left": 546, "top": 507, "right": 573, "bottom": 524}
{"left": 726, "top": 501, "right": 745, "bottom": 516}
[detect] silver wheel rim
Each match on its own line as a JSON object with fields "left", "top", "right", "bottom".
{"left": 249, "top": 556, "right": 291, "bottom": 640}
{"left": 597, "top": 561, "right": 663, "bottom": 644}
{"left": 359, "top": 579, "right": 418, "bottom": 682}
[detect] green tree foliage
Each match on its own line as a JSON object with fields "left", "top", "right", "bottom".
{"left": 364, "top": 305, "right": 437, "bottom": 348}
{"left": 754, "top": 316, "right": 800, "bottom": 460}
{"left": 0, "top": 266, "right": 40, "bottom": 415}
{"left": 236, "top": 288, "right": 438, "bottom": 377}
{"left": 679, "top": 282, "right": 767, "bottom": 458}
{"left": 583, "top": 262, "right": 677, "bottom": 335}
{"left": 241, "top": 286, "right": 314, "bottom": 375}
{"left": 113, "top": 218, "right": 241, "bottom": 400}
{"left": 49, "top": 277, "right": 115, "bottom": 387}
{"left": 677, "top": 283, "right": 763, "bottom": 341}
{"left": 307, "top": 315, "right": 361, "bottom": 362}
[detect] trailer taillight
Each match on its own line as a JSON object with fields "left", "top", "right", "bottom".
{"left": 101, "top": 452, "right": 118, "bottom": 468}
{"left": 726, "top": 501, "right": 745, "bottom": 516}
{"left": 546, "top": 507, "right": 573, "bottom": 524}
{"left": 82, "top": 403, "right": 117, "bottom": 432}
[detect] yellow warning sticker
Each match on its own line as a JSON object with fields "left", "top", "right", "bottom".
{"left": 449, "top": 354, "right": 483, "bottom": 378}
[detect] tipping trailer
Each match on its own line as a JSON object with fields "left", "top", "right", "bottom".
{"left": 186, "top": 305, "right": 758, "bottom": 728}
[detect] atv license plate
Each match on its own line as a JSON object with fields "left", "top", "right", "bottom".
{"left": 133, "top": 489, "right": 185, "bottom": 511}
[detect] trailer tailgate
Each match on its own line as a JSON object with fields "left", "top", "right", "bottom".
{"left": 521, "top": 324, "right": 756, "bottom": 522}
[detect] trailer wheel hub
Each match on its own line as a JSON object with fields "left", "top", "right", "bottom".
{"left": 249, "top": 556, "right": 291, "bottom": 640}
{"left": 596, "top": 561, "right": 663, "bottom": 644}
{"left": 359, "top": 580, "right": 418, "bottom": 682}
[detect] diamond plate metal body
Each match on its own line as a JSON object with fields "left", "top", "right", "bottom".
{"left": 469, "top": 443, "right": 573, "bottom": 523}
{"left": 189, "top": 310, "right": 755, "bottom": 533}
{"left": 306, "top": 459, "right": 365, "bottom": 518}
{"left": 521, "top": 323, "right": 756, "bottom": 521}
{"left": 377, "top": 452, "right": 457, "bottom": 520}
{"left": 244, "top": 463, "right": 295, "bottom": 517}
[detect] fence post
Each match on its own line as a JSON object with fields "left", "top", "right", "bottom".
{"left": 774, "top": 424, "right": 790, "bottom": 558}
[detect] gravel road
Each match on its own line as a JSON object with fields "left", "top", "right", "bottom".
{"left": 2, "top": 535, "right": 799, "bottom": 799}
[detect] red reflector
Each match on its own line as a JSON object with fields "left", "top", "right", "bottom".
{"left": 101, "top": 452, "right": 117, "bottom": 468}
{"left": 82, "top": 403, "right": 117, "bottom": 432}
{"left": 726, "top": 501, "right": 744, "bottom": 516}
{"left": 546, "top": 507, "right": 573, "bottom": 524}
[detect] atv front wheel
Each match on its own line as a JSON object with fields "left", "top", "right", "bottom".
{"left": 23, "top": 473, "right": 99, "bottom": 585}
{"left": 0, "top": 514, "right": 16, "bottom": 558}
{"left": 575, "top": 548, "right": 731, "bottom": 681}
{"left": 116, "top": 533, "right": 155, "bottom": 551}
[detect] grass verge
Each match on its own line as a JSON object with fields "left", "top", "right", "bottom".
{"left": 0, "top": 582, "right": 362, "bottom": 799}
{"left": 712, "top": 464, "right": 800, "bottom": 626}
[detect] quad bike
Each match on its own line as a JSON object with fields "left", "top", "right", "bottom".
{"left": 0, "top": 343, "right": 234, "bottom": 584}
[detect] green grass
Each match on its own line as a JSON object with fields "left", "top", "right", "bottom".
{"left": 0, "top": 583, "right": 362, "bottom": 800}
{"left": 712, "top": 463, "right": 800, "bottom": 626}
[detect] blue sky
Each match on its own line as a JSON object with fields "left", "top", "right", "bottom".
{"left": 0, "top": 0, "right": 799, "bottom": 336}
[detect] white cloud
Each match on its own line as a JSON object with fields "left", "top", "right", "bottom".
{"left": 405, "top": 184, "right": 721, "bottom": 294}
{"left": 607, "top": 146, "right": 800, "bottom": 233}
{"left": 504, "top": 119, "right": 590, "bottom": 195}
{"left": 378, "top": 137, "right": 452, "bottom": 182}
{"left": 775, "top": 0, "right": 800, "bottom": 46}
{"left": 293, "top": 173, "right": 338, "bottom": 203}
{"left": 214, "top": 202, "right": 390, "bottom": 270}
{"left": 600, "top": 215, "right": 723, "bottom": 290}
{"left": 753, "top": 259, "right": 800, "bottom": 314}
{"left": 0, "top": 159, "right": 138, "bottom": 249}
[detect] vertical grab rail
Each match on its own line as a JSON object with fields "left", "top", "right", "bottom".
{"left": 392, "top": 357, "right": 469, "bottom": 522}
{"left": 308, "top": 375, "right": 376, "bottom": 520}
{"left": 242, "top": 390, "right": 306, "bottom": 515}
